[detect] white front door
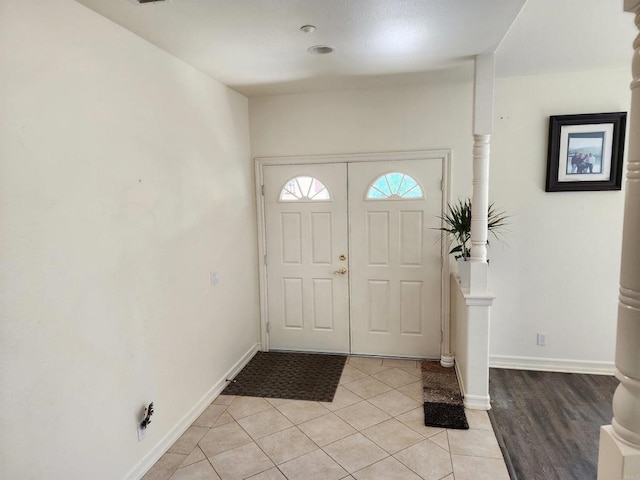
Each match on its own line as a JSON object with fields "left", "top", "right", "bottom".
{"left": 263, "top": 163, "right": 350, "bottom": 353}
{"left": 348, "top": 161, "right": 443, "bottom": 357}
{"left": 262, "top": 159, "right": 443, "bottom": 357}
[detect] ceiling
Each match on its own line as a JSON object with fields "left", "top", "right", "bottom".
{"left": 75, "top": 0, "right": 636, "bottom": 97}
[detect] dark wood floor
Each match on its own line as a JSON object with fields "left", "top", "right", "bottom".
{"left": 489, "top": 368, "right": 618, "bottom": 480}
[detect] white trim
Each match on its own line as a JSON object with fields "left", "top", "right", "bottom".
{"left": 255, "top": 149, "right": 452, "bottom": 167}
{"left": 455, "top": 360, "right": 465, "bottom": 397}
{"left": 464, "top": 394, "right": 491, "bottom": 410}
{"left": 489, "top": 354, "right": 615, "bottom": 375}
{"left": 461, "top": 289, "right": 495, "bottom": 306}
{"left": 255, "top": 150, "right": 452, "bottom": 356}
{"left": 441, "top": 153, "right": 452, "bottom": 362}
{"left": 255, "top": 162, "right": 269, "bottom": 351}
{"left": 124, "top": 343, "right": 260, "bottom": 480}
{"left": 464, "top": 297, "right": 495, "bottom": 307}
{"left": 455, "top": 360, "right": 490, "bottom": 410}
{"left": 440, "top": 354, "right": 455, "bottom": 368}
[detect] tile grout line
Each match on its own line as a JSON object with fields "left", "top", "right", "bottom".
{"left": 223, "top": 398, "right": 283, "bottom": 478}
{"left": 357, "top": 358, "right": 454, "bottom": 480}
{"left": 328, "top": 364, "right": 443, "bottom": 479}
{"left": 230, "top": 395, "right": 359, "bottom": 478}
{"left": 200, "top": 407, "right": 227, "bottom": 480}
{"left": 150, "top": 356, "right": 509, "bottom": 480}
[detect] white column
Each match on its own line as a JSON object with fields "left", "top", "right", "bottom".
{"left": 469, "top": 134, "right": 490, "bottom": 293}
{"left": 462, "top": 296, "right": 494, "bottom": 410}
{"left": 598, "top": 2, "right": 640, "bottom": 478}
{"left": 456, "top": 53, "right": 495, "bottom": 409}
{"left": 469, "top": 53, "right": 495, "bottom": 295}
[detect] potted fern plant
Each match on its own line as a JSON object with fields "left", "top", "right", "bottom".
{"left": 437, "top": 198, "right": 508, "bottom": 287}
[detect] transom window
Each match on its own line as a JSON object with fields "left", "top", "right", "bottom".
{"left": 279, "top": 176, "right": 331, "bottom": 201}
{"left": 366, "top": 172, "right": 424, "bottom": 200}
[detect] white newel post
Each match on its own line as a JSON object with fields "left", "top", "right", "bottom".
{"left": 461, "top": 53, "right": 496, "bottom": 410}
{"left": 470, "top": 133, "right": 490, "bottom": 292}
{"left": 598, "top": 3, "right": 640, "bottom": 478}
{"left": 469, "top": 53, "right": 494, "bottom": 295}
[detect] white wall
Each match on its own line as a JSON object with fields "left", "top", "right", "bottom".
{"left": 250, "top": 83, "right": 474, "bottom": 197}
{"left": 489, "top": 70, "right": 628, "bottom": 372}
{"left": 0, "top": 1, "right": 259, "bottom": 479}
{"left": 250, "top": 68, "right": 629, "bottom": 373}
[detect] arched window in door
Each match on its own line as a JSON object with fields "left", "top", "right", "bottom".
{"left": 366, "top": 172, "right": 424, "bottom": 200}
{"left": 279, "top": 176, "right": 331, "bottom": 201}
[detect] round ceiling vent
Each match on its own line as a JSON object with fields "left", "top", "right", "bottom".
{"left": 307, "top": 45, "right": 334, "bottom": 55}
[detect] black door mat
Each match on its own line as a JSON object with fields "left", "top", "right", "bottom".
{"left": 422, "top": 360, "right": 469, "bottom": 429}
{"left": 222, "top": 351, "right": 347, "bottom": 402}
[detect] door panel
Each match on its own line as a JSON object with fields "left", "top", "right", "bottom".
{"left": 348, "top": 160, "right": 442, "bottom": 357}
{"left": 263, "top": 164, "right": 349, "bottom": 353}
{"left": 263, "top": 159, "right": 443, "bottom": 357}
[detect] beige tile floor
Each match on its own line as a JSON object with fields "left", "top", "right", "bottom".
{"left": 143, "top": 356, "right": 510, "bottom": 480}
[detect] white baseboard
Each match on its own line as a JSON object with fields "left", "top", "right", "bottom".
{"left": 489, "top": 354, "right": 615, "bottom": 375}
{"left": 124, "top": 342, "right": 261, "bottom": 480}
{"left": 463, "top": 394, "right": 491, "bottom": 410}
{"left": 454, "top": 360, "right": 464, "bottom": 397}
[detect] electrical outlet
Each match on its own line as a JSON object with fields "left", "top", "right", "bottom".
{"left": 210, "top": 271, "right": 219, "bottom": 285}
{"left": 537, "top": 333, "right": 547, "bottom": 346}
{"left": 137, "top": 402, "right": 154, "bottom": 441}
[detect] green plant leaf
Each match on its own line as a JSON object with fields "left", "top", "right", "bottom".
{"left": 434, "top": 198, "right": 508, "bottom": 258}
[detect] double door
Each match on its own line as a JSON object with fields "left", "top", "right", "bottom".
{"left": 263, "top": 159, "right": 442, "bottom": 357}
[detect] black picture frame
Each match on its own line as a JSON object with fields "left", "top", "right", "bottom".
{"left": 545, "top": 112, "right": 626, "bottom": 192}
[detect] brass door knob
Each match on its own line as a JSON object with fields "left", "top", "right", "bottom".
{"left": 333, "top": 267, "right": 347, "bottom": 275}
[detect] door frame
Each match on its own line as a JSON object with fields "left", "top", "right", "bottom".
{"left": 255, "top": 150, "right": 452, "bottom": 358}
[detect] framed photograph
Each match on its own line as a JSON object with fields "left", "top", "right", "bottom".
{"left": 545, "top": 112, "right": 626, "bottom": 192}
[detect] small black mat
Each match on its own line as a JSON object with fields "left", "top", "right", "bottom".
{"left": 423, "top": 402, "right": 469, "bottom": 430}
{"left": 222, "top": 351, "right": 347, "bottom": 402}
{"left": 422, "top": 360, "right": 469, "bottom": 429}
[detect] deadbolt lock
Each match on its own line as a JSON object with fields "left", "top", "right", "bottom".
{"left": 339, "top": 254, "right": 347, "bottom": 261}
